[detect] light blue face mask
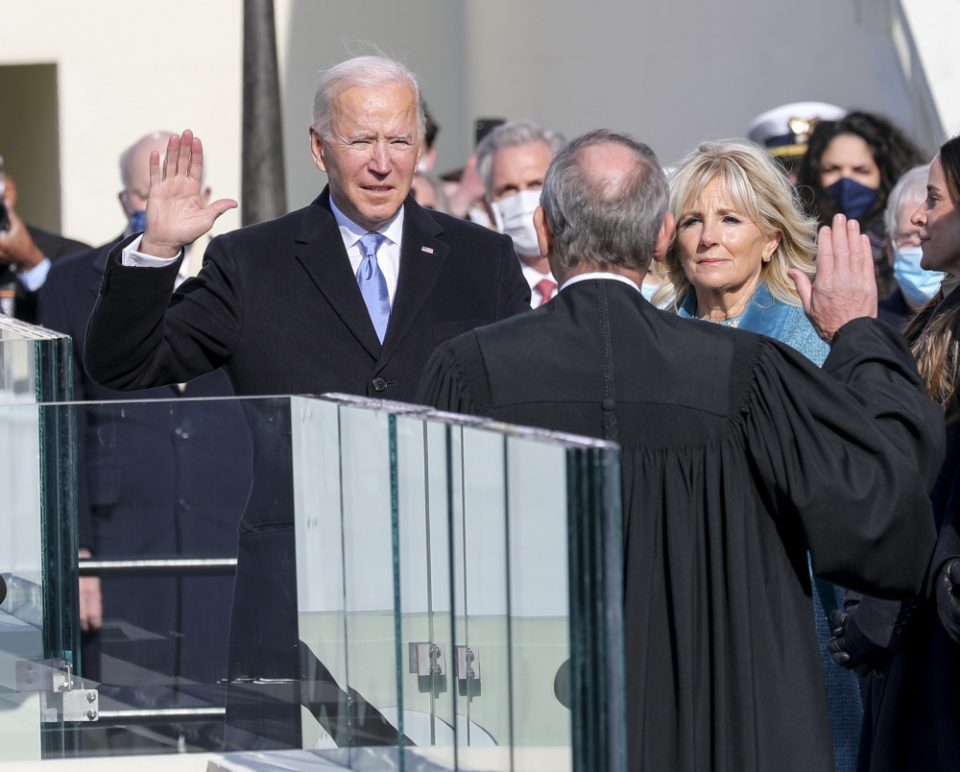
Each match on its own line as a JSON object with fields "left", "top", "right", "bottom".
{"left": 893, "top": 245, "right": 944, "bottom": 306}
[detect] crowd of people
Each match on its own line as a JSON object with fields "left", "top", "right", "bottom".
{"left": 2, "top": 53, "right": 959, "bottom": 771}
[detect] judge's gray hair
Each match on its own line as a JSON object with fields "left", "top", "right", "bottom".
{"left": 311, "top": 55, "right": 425, "bottom": 140}
{"left": 476, "top": 120, "right": 567, "bottom": 198}
{"left": 540, "top": 129, "right": 667, "bottom": 272}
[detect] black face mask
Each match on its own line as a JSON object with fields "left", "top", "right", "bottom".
{"left": 825, "top": 177, "right": 879, "bottom": 222}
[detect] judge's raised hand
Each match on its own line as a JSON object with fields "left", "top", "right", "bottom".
{"left": 789, "top": 214, "right": 877, "bottom": 343}
{"left": 139, "top": 130, "right": 237, "bottom": 259}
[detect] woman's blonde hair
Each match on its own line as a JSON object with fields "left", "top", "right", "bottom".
{"left": 654, "top": 140, "right": 819, "bottom": 310}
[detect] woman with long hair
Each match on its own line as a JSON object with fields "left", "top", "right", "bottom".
{"left": 796, "top": 111, "right": 926, "bottom": 296}
{"left": 831, "top": 134, "right": 960, "bottom": 772}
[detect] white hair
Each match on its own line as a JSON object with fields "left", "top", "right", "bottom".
{"left": 311, "top": 55, "right": 424, "bottom": 140}
{"left": 475, "top": 119, "right": 567, "bottom": 198}
{"left": 884, "top": 164, "right": 930, "bottom": 237}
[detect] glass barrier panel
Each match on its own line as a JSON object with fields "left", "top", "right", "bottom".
{"left": 75, "top": 396, "right": 254, "bottom": 753}
{"left": 0, "top": 317, "right": 72, "bottom": 403}
{"left": 504, "top": 434, "right": 571, "bottom": 768}
{"left": 452, "top": 424, "right": 509, "bottom": 768}
{"left": 0, "top": 300, "right": 74, "bottom": 761}
{"left": 393, "top": 412, "right": 457, "bottom": 757}
{"left": 0, "top": 383, "right": 622, "bottom": 769}
{"left": 335, "top": 401, "right": 403, "bottom": 748}
{"left": 0, "top": 402, "right": 46, "bottom": 762}
{"left": 293, "top": 396, "right": 346, "bottom": 750}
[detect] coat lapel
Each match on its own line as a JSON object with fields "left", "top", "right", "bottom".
{"left": 378, "top": 198, "right": 448, "bottom": 367}
{"left": 294, "top": 188, "right": 382, "bottom": 359}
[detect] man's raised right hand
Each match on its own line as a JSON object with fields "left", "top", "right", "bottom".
{"left": 139, "top": 130, "right": 237, "bottom": 258}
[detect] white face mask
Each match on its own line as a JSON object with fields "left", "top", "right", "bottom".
{"left": 491, "top": 189, "right": 542, "bottom": 257}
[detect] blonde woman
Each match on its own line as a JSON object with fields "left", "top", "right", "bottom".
{"left": 656, "top": 139, "right": 827, "bottom": 363}
{"left": 658, "top": 139, "right": 861, "bottom": 771}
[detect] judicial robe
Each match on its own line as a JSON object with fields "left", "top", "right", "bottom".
{"left": 416, "top": 277, "right": 943, "bottom": 772}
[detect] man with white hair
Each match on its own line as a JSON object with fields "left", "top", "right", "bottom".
{"left": 85, "top": 56, "right": 529, "bottom": 748}
{"left": 476, "top": 119, "right": 566, "bottom": 306}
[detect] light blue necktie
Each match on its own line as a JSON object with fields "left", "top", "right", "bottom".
{"left": 357, "top": 232, "right": 390, "bottom": 343}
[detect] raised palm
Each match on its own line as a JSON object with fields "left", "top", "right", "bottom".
{"left": 141, "top": 130, "right": 237, "bottom": 258}
{"left": 789, "top": 214, "right": 877, "bottom": 342}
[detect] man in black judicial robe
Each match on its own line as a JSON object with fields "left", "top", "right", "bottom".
{"left": 416, "top": 130, "right": 944, "bottom": 772}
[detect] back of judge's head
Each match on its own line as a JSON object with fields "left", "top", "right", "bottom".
{"left": 539, "top": 130, "right": 667, "bottom": 273}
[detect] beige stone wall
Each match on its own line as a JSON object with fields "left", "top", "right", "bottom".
{"left": 1, "top": 0, "right": 955, "bottom": 244}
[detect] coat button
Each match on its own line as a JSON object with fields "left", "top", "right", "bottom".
{"left": 371, "top": 377, "right": 388, "bottom": 392}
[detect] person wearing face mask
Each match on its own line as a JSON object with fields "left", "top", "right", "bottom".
{"left": 878, "top": 165, "right": 944, "bottom": 329}
{"left": 796, "top": 111, "right": 926, "bottom": 298}
{"left": 36, "top": 132, "right": 250, "bottom": 750}
{"left": 476, "top": 120, "right": 567, "bottom": 307}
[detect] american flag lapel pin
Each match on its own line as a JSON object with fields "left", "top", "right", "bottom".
{"left": 421, "top": 246, "right": 434, "bottom": 254}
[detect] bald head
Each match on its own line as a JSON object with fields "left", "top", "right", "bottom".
{"left": 119, "top": 132, "right": 175, "bottom": 195}
{"left": 539, "top": 130, "right": 668, "bottom": 274}
{"left": 576, "top": 142, "right": 649, "bottom": 203}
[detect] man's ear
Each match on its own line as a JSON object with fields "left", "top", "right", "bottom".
{"left": 309, "top": 128, "right": 327, "bottom": 173}
{"left": 534, "top": 206, "right": 553, "bottom": 257}
{"left": 652, "top": 211, "right": 675, "bottom": 262}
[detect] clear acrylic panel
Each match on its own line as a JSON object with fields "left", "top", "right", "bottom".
{"left": 504, "top": 435, "right": 571, "bottom": 765}
{"left": 0, "top": 377, "right": 622, "bottom": 769}
{"left": 393, "top": 412, "right": 457, "bottom": 756}
{"left": 453, "top": 424, "right": 510, "bottom": 766}
{"left": 0, "top": 321, "right": 73, "bottom": 763}
{"left": 293, "top": 396, "right": 349, "bottom": 750}
{"left": 0, "top": 401, "right": 46, "bottom": 762}
{"left": 73, "top": 396, "right": 254, "bottom": 752}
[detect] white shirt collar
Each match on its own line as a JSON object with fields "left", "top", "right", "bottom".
{"left": 520, "top": 262, "right": 556, "bottom": 288}
{"left": 329, "top": 194, "right": 405, "bottom": 249}
{"left": 560, "top": 271, "right": 641, "bottom": 293}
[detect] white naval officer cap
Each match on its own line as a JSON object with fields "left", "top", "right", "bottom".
{"left": 747, "top": 102, "right": 847, "bottom": 159}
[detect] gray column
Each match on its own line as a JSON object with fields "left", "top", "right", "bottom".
{"left": 242, "top": 0, "right": 287, "bottom": 225}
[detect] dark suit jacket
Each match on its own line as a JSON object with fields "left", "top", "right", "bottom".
{"left": 86, "top": 189, "right": 530, "bottom": 400}
{"left": 4, "top": 225, "right": 89, "bottom": 323}
{"left": 83, "top": 190, "right": 529, "bottom": 747}
{"left": 38, "top": 241, "right": 251, "bottom": 690}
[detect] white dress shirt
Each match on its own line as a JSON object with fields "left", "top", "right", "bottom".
{"left": 521, "top": 263, "right": 558, "bottom": 308}
{"left": 329, "top": 196, "right": 403, "bottom": 305}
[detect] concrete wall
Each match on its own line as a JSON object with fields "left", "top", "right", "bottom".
{"left": 1, "top": 0, "right": 955, "bottom": 245}
{"left": 3, "top": 1, "right": 243, "bottom": 245}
